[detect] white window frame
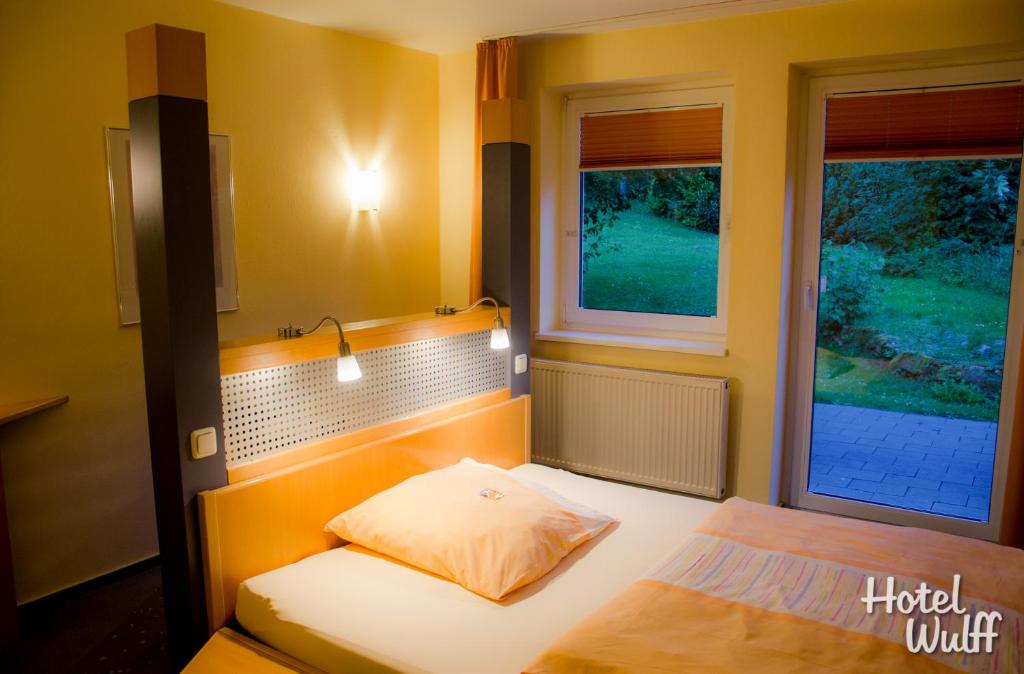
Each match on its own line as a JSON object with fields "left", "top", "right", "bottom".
{"left": 557, "top": 86, "right": 734, "bottom": 349}
{"left": 784, "top": 61, "right": 1024, "bottom": 541}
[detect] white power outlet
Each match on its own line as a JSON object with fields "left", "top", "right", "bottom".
{"left": 514, "top": 354, "right": 529, "bottom": 375}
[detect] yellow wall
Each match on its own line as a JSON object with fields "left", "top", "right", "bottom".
{"left": 0, "top": 0, "right": 439, "bottom": 602}
{"left": 438, "top": 50, "right": 476, "bottom": 308}
{"left": 509, "top": 0, "right": 1024, "bottom": 503}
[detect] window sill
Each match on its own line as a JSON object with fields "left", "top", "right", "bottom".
{"left": 536, "top": 329, "right": 727, "bottom": 357}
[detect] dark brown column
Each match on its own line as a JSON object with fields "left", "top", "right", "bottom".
{"left": 125, "top": 24, "right": 226, "bottom": 667}
{"left": 481, "top": 99, "right": 531, "bottom": 396}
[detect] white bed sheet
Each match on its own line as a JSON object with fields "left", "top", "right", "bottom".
{"left": 236, "top": 463, "right": 719, "bottom": 674}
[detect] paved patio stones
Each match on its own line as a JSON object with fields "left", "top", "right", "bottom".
{"left": 808, "top": 402, "right": 996, "bottom": 521}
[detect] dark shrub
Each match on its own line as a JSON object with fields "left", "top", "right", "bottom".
{"left": 931, "top": 242, "right": 1014, "bottom": 295}
{"left": 817, "top": 241, "right": 885, "bottom": 340}
{"left": 930, "top": 380, "right": 985, "bottom": 406}
{"left": 882, "top": 248, "right": 929, "bottom": 277}
{"left": 830, "top": 326, "right": 897, "bottom": 358}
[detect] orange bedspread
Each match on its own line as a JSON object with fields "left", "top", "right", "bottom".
{"left": 525, "top": 498, "right": 1023, "bottom": 673}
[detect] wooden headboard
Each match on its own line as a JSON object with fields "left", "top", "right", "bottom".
{"left": 198, "top": 395, "right": 531, "bottom": 632}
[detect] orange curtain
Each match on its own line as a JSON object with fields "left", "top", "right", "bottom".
{"left": 471, "top": 37, "right": 518, "bottom": 301}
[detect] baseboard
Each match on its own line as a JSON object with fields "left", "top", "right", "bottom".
{"left": 17, "top": 555, "right": 160, "bottom": 620}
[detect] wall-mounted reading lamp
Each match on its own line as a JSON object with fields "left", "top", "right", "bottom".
{"left": 278, "top": 316, "right": 362, "bottom": 382}
{"left": 435, "top": 297, "right": 509, "bottom": 350}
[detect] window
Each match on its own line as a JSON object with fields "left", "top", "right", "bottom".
{"left": 559, "top": 87, "right": 733, "bottom": 347}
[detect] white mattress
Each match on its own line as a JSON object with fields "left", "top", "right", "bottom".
{"left": 236, "top": 463, "right": 719, "bottom": 674}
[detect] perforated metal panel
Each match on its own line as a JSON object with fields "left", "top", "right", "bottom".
{"left": 221, "top": 330, "right": 508, "bottom": 465}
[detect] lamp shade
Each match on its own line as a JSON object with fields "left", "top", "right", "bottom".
{"left": 490, "top": 327, "right": 510, "bottom": 350}
{"left": 337, "top": 354, "right": 363, "bottom": 382}
{"left": 349, "top": 169, "right": 381, "bottom": 211}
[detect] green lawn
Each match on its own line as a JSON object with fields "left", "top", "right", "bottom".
{"left": 815, "top": 268, "right": 1009, "bottom": 421}
{"left": 582, "top": 206, "right": 719, "bottom": 316}
{"left": 814, "top": 348, "right": 998, "bottom": 421}
{"left": 578, "top": 205, "right": 1009, "bottom": 421}
{"left": 870, "top": 275, "right": 1008, "bottom": 367}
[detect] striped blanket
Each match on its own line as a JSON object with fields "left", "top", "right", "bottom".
{"left": 525, "top": 498, "right": 1023, "bottom": 673}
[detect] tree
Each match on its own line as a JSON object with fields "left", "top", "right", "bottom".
{"left": 935, "top": 159, "right": 1018, "bottom": 248}
{"left": 821, "top": 158, "right": 1020, "bottom": 254}
{"left": 822, "top": 161, "right": 939, "bottom": 253}
{"left": 646, "top": 167, "right": 721, "bottom": 233}
{"left": 581, "top": 171, "right": 630, "bottom": 264}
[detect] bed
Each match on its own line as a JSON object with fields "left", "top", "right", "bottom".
{"left": 525, "top": 497, "right": 1024, "bottom": 674}
{"left": 235, "top": 463, "right": 717, "bottom": 673}
{"left": 199, "top": 395, "right": 1023, "bottom": 673}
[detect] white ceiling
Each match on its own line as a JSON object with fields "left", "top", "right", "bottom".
{"left": 218, "top": 0, "right": 841, "bottom": 54}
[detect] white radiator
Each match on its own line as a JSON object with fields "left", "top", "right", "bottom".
{"left": 531, "top": 359, "right": 728, "bottom": 498}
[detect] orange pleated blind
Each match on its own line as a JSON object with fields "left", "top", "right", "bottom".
{"left": 579, "top": 106, "right": 723, "bottom": 170}
{"left": 825, "top": 85, "right": 1024, "bottom": 160}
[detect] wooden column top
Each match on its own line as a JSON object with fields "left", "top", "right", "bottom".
{"left": 482, "top": 98, "right": 529, "bottom": 145}
{"left": 0, "top": 396, "right": 68, "bottom": 427}
{"left": 126, "top": 24, "right": 207, "bottom": 102}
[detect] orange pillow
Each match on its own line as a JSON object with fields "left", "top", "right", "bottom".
{"left": 324, "top": 460, "right": 615, "bottom": 600}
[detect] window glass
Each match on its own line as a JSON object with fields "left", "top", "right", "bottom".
{"left": 579, "top": 167, "right": 721, "bottom": 317}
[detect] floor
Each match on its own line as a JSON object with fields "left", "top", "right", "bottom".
{"left": 8, "top": 563, "right": 168, "bottom": 673}
{"left": 808, "top": 402, "right": 996, "bottom": 521}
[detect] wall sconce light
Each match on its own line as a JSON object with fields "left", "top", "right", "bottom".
{"left": 278, "top": 316, "right": 362, "bottom": 382}
{"left": 435, "top": 297, "right": 510, "bottom": 350}
{"left": 349, "top": 169, "right": 381, "bottom": 211}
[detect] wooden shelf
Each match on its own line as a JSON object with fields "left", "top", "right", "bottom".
{"left": 219, "top": 307, "right": 511, "bottom": 376}
{"left": 0, "top": 393, "right": 69, "bottom": 647}
{"left": 0, "top": 395, "right": 69, "bottom": 427}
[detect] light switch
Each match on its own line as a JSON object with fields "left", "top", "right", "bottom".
{"left": 514, "top": 354, "right": 529, "bottom": 375}
{"left": 190, "top": 427, "right": 218, "bottom": 460}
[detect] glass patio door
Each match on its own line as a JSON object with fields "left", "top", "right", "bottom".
{"left": 787, "top": 64, "right": 1024, "bottom": 540}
